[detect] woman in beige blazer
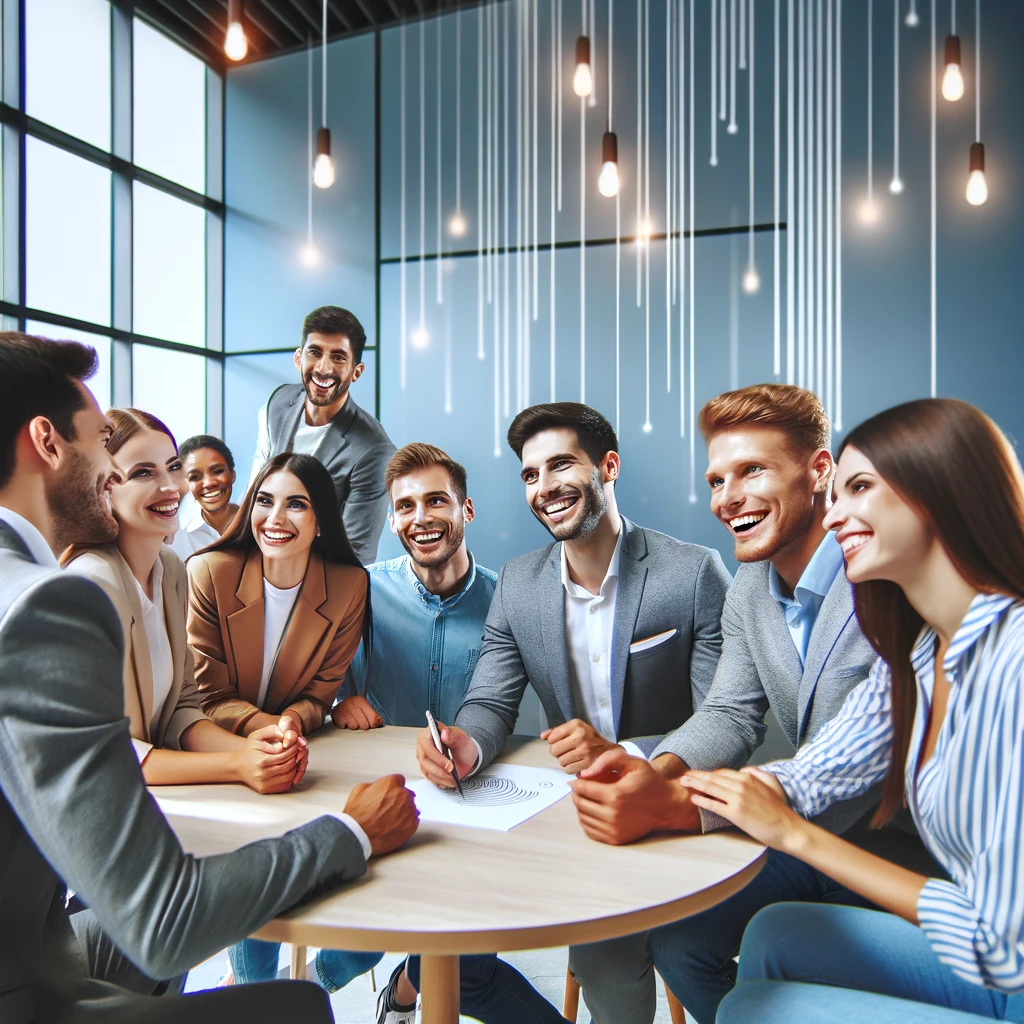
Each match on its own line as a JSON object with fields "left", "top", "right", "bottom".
{"left": 186, "top": 452, "right": 368, "bottom": 738}
{"left": 63, "top": 409, "right": 306, "bottom": 792}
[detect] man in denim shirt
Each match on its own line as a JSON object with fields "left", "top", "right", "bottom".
{"left": 328, "top": 443, "right": 568, "bottom": 1024}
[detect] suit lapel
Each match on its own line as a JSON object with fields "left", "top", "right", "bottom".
{"left": 226, "top": 548, "right": 266, "bottom": 707}
{"left": 154, "top": 553, "right": 185, "bottom": 743}
{"left": 539, "top": 546, "right": 575, "bottom": 721}
{"left": 797, "top": 571, "right": 856, "bottom": 741}
{"left": 266, "top": 552, "right": 332, "bottom": 712}
{"left": 111, "top": 549, "right": 155, "bottom": 739}
{"left": 610, "top": 521, "right": 647, "bottom": 739}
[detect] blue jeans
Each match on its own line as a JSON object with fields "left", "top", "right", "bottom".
{"left": 230, "top": 942, "right": 568, "bottom": 1023}
{"left": 648, "top": 847, "right": 878, "bottom": 1024}
{"left": 719, "top": 903, "right": 1024, "bottom": 1023}
{"left": 229, "top": 939, "right": 383, "bottom": 991}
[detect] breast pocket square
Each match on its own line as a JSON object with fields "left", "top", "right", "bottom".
{"left": 629, "top": 628, "right": 678, "bottom": 654}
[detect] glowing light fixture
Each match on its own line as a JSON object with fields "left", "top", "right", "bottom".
{"left": 905, "top": 0, "right": 920, "bottom": 26}
{"left": 411, "top": 326, "right": 430, "bottom": 349}
{"left": 573, "top": 35, "right": 593, "bottom": 97}
{"left": 966, "top": 0, "right": 986, "bottom": 206}
{"left": 301, "top": 244, "right": 319, "bottom": 267}
{"left": 313, "top": 0, "right": 334, "bottom": 189}
{"left": 635, "top": 217, "right": 652, "bottom": 247}
{"left": 224, "top": 0, "right": 247, "bottom": 61}
{"left": 942, "top": 34, "right": 964, "bottom": 100}
{"left": 598, "top": 130, "right": 620, "bottom": 197}
{"left": 449, "top": 212, "right": 468, "bottom": 236}
{"left": 858, "top": 198, "right": 879, "bottom": 224}
{"left": 742, "top": 267, "right": 761, "bottom": 294}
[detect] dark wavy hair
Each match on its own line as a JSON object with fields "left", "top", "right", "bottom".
{"left": 204, "top": 452, "right": 361, "bottom": 569}
{"left": 839, "top": 398, "right": 1024, "bottom": 826}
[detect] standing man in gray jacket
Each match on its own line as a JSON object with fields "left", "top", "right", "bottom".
{"left": 569, "top": 384, "right": 938, "bottom": 1024}
{"left": 416, "top": 402, "right": 732, "bottom": 1024}
{"left": 250, "top": 305, "right": 395, "bottom": 563}
{"left": 0, "top": 331, "right": 418, "bottom": 1023}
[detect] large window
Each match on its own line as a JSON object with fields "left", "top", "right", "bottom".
{"left": 2, "top": 0, "right": 223, "bottom": 435}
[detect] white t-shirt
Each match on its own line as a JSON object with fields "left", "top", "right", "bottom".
{"left": 128, "top": 558, "right": 175, "bottom": 742}
{"left": 169, "top": 492, "right": 221, "bottom": 560}
{"left": 257, "top": 579, "right": 302, "bottom": 708}
{"left": 249, "top": 401, "right": 333, "bottom": 486}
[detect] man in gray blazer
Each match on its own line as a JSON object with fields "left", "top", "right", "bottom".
{"left": 569, "top": 384, "right": 937, "bottom": 1024}
{"left": 250, "top": 305, "right": 395, "bottom": 564}
{"left": 0, "top": 331, "right": 418, "bottom": 1023}
{"left": 416, "top": 402, "right": 732, "bottom": 1024}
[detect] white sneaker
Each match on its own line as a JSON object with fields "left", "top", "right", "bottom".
{"left": 375, "top": 960, "right": 417, "bottom": 1024}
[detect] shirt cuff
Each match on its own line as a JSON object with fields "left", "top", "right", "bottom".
{"left": 620, "top": 741, "right": 647, "bottom": 760}
{"left": 131, "top": 737, "right": 154, "bottom": 765}
{"left": 465, "top": 737, "right": 485, "bottom": 778}
{"left": 333, "top": 812, "right": 373, "bottom": 861}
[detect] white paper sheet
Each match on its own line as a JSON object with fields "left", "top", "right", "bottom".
{"left": 409, "top": 763, "right": 572, "bottom": 831}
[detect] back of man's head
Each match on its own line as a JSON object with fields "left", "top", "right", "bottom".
{"left": 698, "top": 383, "right": 830, "bottom": 456}
{"left": 385, "top": 442, "right": 468, "bottom": 504}
{"left": 0, "top": 331, "right": 97, "bottom": 489}
{"left": 301, "top": 306, "right": 367, "bottom": 363}
{"left": 506, "top": 402, "right": 619, "bottom": 467}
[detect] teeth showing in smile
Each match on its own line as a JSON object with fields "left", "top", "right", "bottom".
{"left": 729, "top": 512, "right": 767, "bottom": 533}
{"left": 543, "top": 498, "right": 576, "bottom": 515}
{"left": 841, "top": 533, "right": 871, "bottom": 556}
{"left": 202, "top": 489, "right": 224, "bottom": 499}
{"left": 150, "top": 502, "right": 179, "bottom": 515}
{"left": 413, "top": 531, "right": 444, "bottom": 543}
{"left": 311, "top": 374, "right": 336, "bottom": 388}
{"left": 263, "top": 530, "right": 294, "bottom": 541}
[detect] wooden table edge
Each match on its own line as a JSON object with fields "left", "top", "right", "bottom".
{"left": 252, "top": 846, "right": 767, "bottom": 954}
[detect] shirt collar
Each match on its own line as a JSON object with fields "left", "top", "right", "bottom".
{"left": 403, "top": 550, "right": 480, "bottom": 609}
{"left": 0, "top": 506, "right": 59, "bottom": 568}
{"left": 910, "top": 591, "right": 1018, "bottom": 676}
{"left": 560, "top": 524, "right": 624, "bottom": 598}
{"left": 768, "top": 531, "right": 845, "bottom": 609}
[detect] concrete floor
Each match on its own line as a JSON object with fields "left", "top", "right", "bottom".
{"left": 185, "top": 945, "right": 682, "bottom": 1023}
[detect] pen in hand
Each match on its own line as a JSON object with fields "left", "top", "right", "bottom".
{"left": 425, "top": 710, "right": 466, "bottom": 800}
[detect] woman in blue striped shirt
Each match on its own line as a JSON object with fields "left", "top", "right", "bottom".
{"left": 682, "top": 398, "right": 1024, "bottom": 1023}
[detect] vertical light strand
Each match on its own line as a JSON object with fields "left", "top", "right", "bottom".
{"left": 815, "top": 0, "right": 824, "bottom": 398}
{"left": 550, "top": 0, "right": 557, "bottom": 401}
{"left": 557, "top": 0, "right": 563, "bottom": 212}
{"left": 746, "top": 0, "right": 756, "bottom": 286}
{"left": 436, "top": 18, "right": 443, "bottom": 305}
{"left": 826, "top": 0, "right": 834, "bottom": 416}
{"left": 720, "top": 0, "right": 728, "bottom": 120}
{"left": 974, "top": 0, "right": 980, "bottom": 142}
{"left": 306, "top": 38, "right": 314, "bottom": 258}
{"left": 740, "top": 0, "right": 747, "bottom": 68}
{"left": 866, "top": 0, "right": 874, "bottom": 216}
{"left": 929, "top": 0, "right": 936, "bottom": 397}
{"left": 774, "top": 0, "right": 781, "bottom": 377}
{"left": 503, "top": 1, "right": 511, "bottom": 416}
{"left": 516, "top": 0, "right": 524, "bottom": 412}
{"left": 456, "top": 9, "right": 463, "bottom": 224}
{"left": 729, "top": 0, "right": 738, "bottom": 132}
{"left": 730, "top": 220, "right": 739, "bottom": 388}
{"left": 688, "top": 0, "right": 696, "bottom": 502}
{"left": 891, "top": 0, "right": 902, "bottom": 191}
{"left": 477, "top": 8, "right": 485, "bottom": 359}
{"left": 835, "top": 0, "right": 843, "bottom": 430}
{"left": 643, "top": 0, "right": 651, "bottom": 430}
{"left": 486, "top": 3, "right": 494, "bottom": 305}
{"left": 444, "top": 263, "right": 453, "bottom": 412}
{"left": 418, "top": 21, "right": 427, "bottom": 342}
{"left": 400, "top": 25, "right": 408, "bottom": 389}
{"left": 786, "top": 0, "right": 795, "bottom": 382}
{"left": 805, "top": 0, "right": 815, "bottom": 391}
{"left": 579, "top": 0, "right": 587, "bottom": 403}
{"left": 611, "top": 0, "right": 619, "bottom": 429}
{"left": 492, "top": 3, "right": 501, "bottom": 456}
{"left": 796, "top": 0, "right": 805, "bottom": 387}
{"left": 679, "top": 0, "right": 687, "bottom": 430}
{"left": 588, "top": 0, "right": 598, "bottom": 107}
{"left": 532, "top": 0, "right": 539, "bottom": 323}
{"left": 711, "top": 0, "right": 719, "bottom": 165}
{"left": 525, "top": 0, "right": 533, "bottom": 405}
{"left": 636, "top": 0, "right": 643, "bottom": 306}
{"left": 666, "top": 0, "right": 673, "bottom": 391}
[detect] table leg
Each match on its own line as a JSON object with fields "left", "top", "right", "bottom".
{"left": 418, "top": 954, "right": 460, "bottom": 1024}
{"left": 290, "top": 944, "right": 307, "bottom": 981}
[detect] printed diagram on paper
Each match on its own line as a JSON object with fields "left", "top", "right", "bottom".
{"left": 409, "top": 763, "right": 571, "bottom": 831}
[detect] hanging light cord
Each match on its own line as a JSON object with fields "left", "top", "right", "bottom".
{"left": 974, "top": 0, "right": 980, "bottom": 140}
{"left": 321, "top": 0, "right": 327, "bottom": 123}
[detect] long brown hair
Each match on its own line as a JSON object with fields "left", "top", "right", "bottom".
{"left": 60, "top": 408, "right": 176, "bottom": 567}
{"left": 839, "top": 398, "right": 1024, "bottom": 825}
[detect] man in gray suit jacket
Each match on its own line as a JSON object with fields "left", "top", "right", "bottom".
{"left": 416, "top": 402, "right": 732, "bottom": 1024}
{"left": 250, "top": 305, "right": 395, "bottom": 564}
{"left": 569, "top": 384, "right": 937, "bottom": 1024}
{"left": 0, "top": 331, "right": 418, "bottom": 1023}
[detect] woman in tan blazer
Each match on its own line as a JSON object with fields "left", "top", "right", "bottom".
{"left": 187, "top": 452, "right": 368, "bottom": 738}
{"left": 63, "top": 409, "right": 306, "bottom": 792}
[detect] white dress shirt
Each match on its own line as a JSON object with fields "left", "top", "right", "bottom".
{"left": 169, "top": 492, "right": 221, "bottom": 560}
{"left": 128, "top": 558, "right": 175, "bottom": 744}
{"left": 249, "top": 401, "right": 333, "bottom": 486}
{"left": 257, "top": 579, "right": 302, "bottom": 709}
{"left": 0, "top": 506, "right": 58, "bottom": 568}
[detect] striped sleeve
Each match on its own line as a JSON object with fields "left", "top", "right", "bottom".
{"left": 762, "top": 658, "right": 893, "bottom": 820}
{"left": 916, "top": 665, "right": 1024, "bottom": 992}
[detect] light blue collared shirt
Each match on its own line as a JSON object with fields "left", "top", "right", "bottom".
{"left": 767, "top": 531, "right": 845, "bottom": 664}
{"left": 344, "top": 552, "right": 498, "bottom": 727}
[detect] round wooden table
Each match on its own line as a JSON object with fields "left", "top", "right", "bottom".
{"left": 153, "top": 726, "right": 765, "bottom": 1023}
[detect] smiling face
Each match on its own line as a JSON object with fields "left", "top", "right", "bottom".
{"left": 520, "top": 427, "right": 616, "bottom": 542}
{"left": 184, "top": 446, "right": 236, "bottom": 516}
{"left": 250, "top": 469, "right": 318, "bottom": 564}
{"left": 823, "top": 445, "right": 933, "bottom": 585}
{"left": 706, "top": 426, "right": 833, "bottom": 563}
{"left": 294, "top": 332, "right": 363, "bottom": 409}
{"left": 108, "top": 428, "right": 182, "bottom": 539}
{"left": 389, "top": 464, "right": 474, "bottom": 569}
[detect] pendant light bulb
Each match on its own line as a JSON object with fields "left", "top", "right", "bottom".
{"left": 411, "top": 326, "right": 430, "bottom": 349}
{"left": 966, "top": 142, "right": 988, "bottom": 206}
{"left": 905, "top": 8, "right": 919, "bottom": 26}
{"left": 889, "top": 177, "right": 904, "bottom": 194}
{"left": 301, "top": 243, "right": 319, "bottom": 267}
{"left": 313, "top": 127, "right": 334, "bottom": 189}
{"left": 742, "top": 267, "right": 761, "bottom": 294}
{"left": 448, "top": 212, "right": 468, "bottom": 237}
{"left": 598, "top": 131, "right": 620, "bottom": 198}
{"left": 573, "top": 36, "right": 593, "bottom": 98}
{"left": 225, "top": 0, "right": 247, "bottom": 60}
{"left": 941, "top": 35, "right": 964, "bottom": 101}
{"left": 859, "top": 197, "right": 879, "bottom": 225}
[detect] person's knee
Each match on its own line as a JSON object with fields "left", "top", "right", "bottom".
{"left": 736, "top": 903, "right": 820, "bottom": 982}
